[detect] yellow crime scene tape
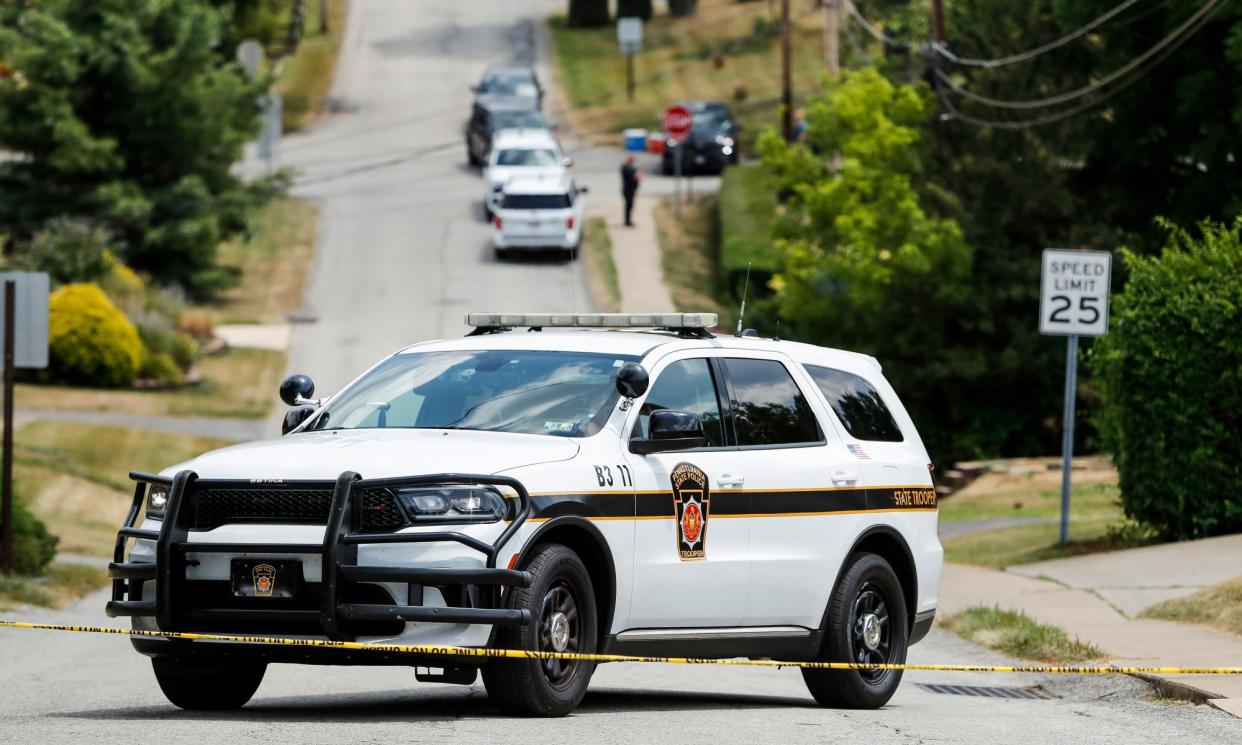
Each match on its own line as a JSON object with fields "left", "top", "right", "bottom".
{"left": 3, "top": 619, "right": 1242, "bottom": 675}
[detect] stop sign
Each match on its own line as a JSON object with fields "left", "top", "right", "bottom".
{"left": 662, "top": 105, "right": 693, "bottom": 142}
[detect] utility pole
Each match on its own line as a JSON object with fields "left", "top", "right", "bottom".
{"left": 781, "top": 0, "right": 792, "bottom": 141}
{"left": 320, "top": 0, "right": 329, "bottom": 34}
{"left": 824, "top": 0, "right": 839, "bottom": 77}
{"left": 931, "top": 0, "right": 945, "bottom": 47}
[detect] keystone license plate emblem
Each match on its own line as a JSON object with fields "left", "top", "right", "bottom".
{"left": 671, "top": 462, "right": 710, "bottom": 561}
{"left": 231, "top": 559, "right": 301, "bottom": 599}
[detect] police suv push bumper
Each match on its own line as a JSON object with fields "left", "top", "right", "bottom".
{"left": 106, "top": 470, "right": 533, "bottom": 640}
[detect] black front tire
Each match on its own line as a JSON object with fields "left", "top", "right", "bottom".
{"left": 802, "top": 552, "right": 908, "bottom": 709}
{"left": 482, "top": 544, "right": 598, "bottom": 717}
{"left": 152, "top": 658, "right": 266, "bottom": 710}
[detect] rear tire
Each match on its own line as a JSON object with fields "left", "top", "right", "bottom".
{"left": 494, "top": 246, "right": 507, "bottom": 261}
{"left": 152, "top": 658, "right": 266, "bottom": 710}
{"left": 566, "top": 244, "right": 579, "bottom": 261}
{"left": 802, "top": 552, "right": 908, "bottom": 709}
{"left": 483, "top": 543, "right": 598, "bottom": 717}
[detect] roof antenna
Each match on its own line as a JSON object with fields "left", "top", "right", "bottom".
{"left": 736, "top": 262, "right": 752, "bottom": 336}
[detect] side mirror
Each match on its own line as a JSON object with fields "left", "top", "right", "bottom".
{"left": 577, "top": 185, "right": 590, "bottom": 194}
{"left": 632, "top": 410, "right": 706, "bottom": 454}
{"left": 282, "top": 405, "right": 315, "bottom": 435}
{"left": 562, "top": 156, "right": 574, "bottom": 168}
{"left": 615, "top": 362, "right": 649, "bottom": 399}
{"left": 279, "top": 374, "right": 315, "bottom": 407}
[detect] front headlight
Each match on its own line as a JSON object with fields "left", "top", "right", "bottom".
{"left": 396, "top": 485, "right": 511, "bottom": 523}
{"left": 146, "top": 485, "right": 169, "bottom": 519}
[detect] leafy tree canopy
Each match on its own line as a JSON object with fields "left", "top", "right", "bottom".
{"left": 0, "top": 0, "right": 282, "bottom": 298}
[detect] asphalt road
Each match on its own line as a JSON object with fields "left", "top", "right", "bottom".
{"left": 1, "top": 589, "right": 1235, "bottom": 744}
{"left": 0, "top": 2, "right": 1234, "bottom": 742}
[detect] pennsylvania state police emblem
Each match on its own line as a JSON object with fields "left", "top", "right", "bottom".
{"left": 671, "top": 462, "right": 710, "bottom": 561}
{"left": 252, "top": 563, "right": 276, "bottom": 597}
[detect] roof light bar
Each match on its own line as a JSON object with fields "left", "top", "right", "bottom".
{"left": 466, "top": 312, "right": 718, "bottom": 330}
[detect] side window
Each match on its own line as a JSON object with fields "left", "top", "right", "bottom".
{"left": 636, "top": 359, "right": 726, "bottom": 447}
{"left": 722, "top": 358, "right": 821, "bottom": 446}
{"left": 805, "top": 366, "right": 904, "bottom": 442}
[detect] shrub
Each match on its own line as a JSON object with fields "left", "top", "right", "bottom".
{"left": 139, "top": 352, "right": 184, "bottom": 386}
{"left": 15, "top": 217, "right": 113, "bottom": 285}
{"left": 47, "top": 283, "right": 144, "bottom": 387}
{"left": 1091, "top": 219, "right": 1242, "bottom": 540}
{"left": 10, "top": 501, "right": 58, "bottom": 576}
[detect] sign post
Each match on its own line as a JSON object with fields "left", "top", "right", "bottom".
{"left": 0, "top": 272, "right": 49, "bottom": 573}
{"left": 662, "top": 104, "right": 693, "bottom": 217}
{"left": 617, "top": 18, "right": 643, "bottom": 103}
{"left": 1039, "top": 249, "right": 1111, "bottom": 545}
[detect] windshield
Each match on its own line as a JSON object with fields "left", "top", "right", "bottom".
{"left": 692, "top": 109, "right": 731, "bottom": 133}
{"left": 482, "top": 73, "right": 538, "bottom": 99}
{"left": 307, "top": 350, "right": 636, "bottom": 437}
{"left": 491, "top": 111, "right": 546, "bottom": 131}
{"left": 496, "top": 148, "right": 559, "bottom": 166}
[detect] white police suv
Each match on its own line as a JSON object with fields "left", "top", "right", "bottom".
{"left": 492, "top": 174, "right": 586, "bottom": 260}
{"left": 108, "top": 313, "right": 942, "bottom": 717}
{"left": 483, "top": 129, "right": 570, "bottom": 219}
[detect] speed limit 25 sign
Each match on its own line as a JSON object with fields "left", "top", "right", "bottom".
{"left": 1040, "top": 249, "right": 1111, "bottom": 336}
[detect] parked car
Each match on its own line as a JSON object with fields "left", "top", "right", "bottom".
{"left": 472, "top": 65, "right": 543, "bottom": 109}
{"left": 661, "top": 101, "right": 740, "bottom": 175}
{"left": 466, "top": 99, "right": 548, "bottom": 167}
{"left": 483, "top": 129, "right": 570, "bottom": 219}
{"left": 106, "top": 312, "right": 942, "bottom": 716}
{"left": 491, "top": 174, "right": 586, "bottom": 260}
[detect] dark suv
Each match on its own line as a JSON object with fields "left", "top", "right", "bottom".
{"left": 466, "top": 100, "right": 548, "bottom": 166}
{"left": 661, "top": 101, "right": 740, "bottom": 175}
{"left": 472, "top": 65, "right": 544, "bottom": 109}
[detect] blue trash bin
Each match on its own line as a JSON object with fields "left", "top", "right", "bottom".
{"left": 623, "top": 128, "right": 648, "bottom": 152}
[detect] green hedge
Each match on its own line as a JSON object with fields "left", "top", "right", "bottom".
{"left": 718, "top": 164, "right": 780, "bottom": 296}
{"left": 1091, "top": 220, "right": 1242, "bottom": 540}
{"left": 47, "top": 283, "right": 144, "bottom": 387}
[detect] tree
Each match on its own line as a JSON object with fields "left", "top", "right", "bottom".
{"left": 568, "top": 0, "right": 610, "bottom": 27}
{"left": 757, "top": 69, "right": 975, "bottom": 462}
{"left": 618, "top": 0, "right": 654, "bottom": 21}
{"left": 0, "top": 0, "right": 280, "bottom": 298}
{"left": 669, "top": 0, "right": 699, "bottom": 17}
{"left": 1091, "top": 220, "right": 1242, "bottom": 540}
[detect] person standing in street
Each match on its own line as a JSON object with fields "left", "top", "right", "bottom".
{"left": 790, "top": 109, "right": 808, "bottom": 143}
{"left": 621, "top": 155, "right": 641, "bottom": 227}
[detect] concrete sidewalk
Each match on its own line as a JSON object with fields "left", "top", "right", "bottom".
{"left": 589, "top": 195, "right": 674, "bottom": 313}
{"left": 940, "top": 539, "right": 1242, "bottom": 717}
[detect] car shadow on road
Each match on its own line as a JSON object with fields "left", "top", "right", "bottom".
{"left": 53, "top": 686, "right": 815, "bottom": 722}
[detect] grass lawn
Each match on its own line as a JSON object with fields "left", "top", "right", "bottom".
{"left": 936, "top": 457, "right": 1158, "bottom": 569}
{"left": 16, "top": 347, "right": 286, "bottom": 420}
{"left": 549, "top": 0, "right": 837, "bottom": 147}
{"left": 12, "top": 420, "right": 235, "bottom": 557}
{"left": 216, "top": 197, "right": 319, "bottom": 324}
{"left": 278, "top": 0, "right": 350, "bottom": 132}
{"left": 653, "top": 195, "right": 735, "bottom": 328}
{"left": 581, "top": 217, "right": 621, "bottom": 312}
{"left": 940, "top": 606, "right": 1103, "bottom": 663}
{"left": 1141, "top": 576, "right": 1242, "bottom": 638}
{"left": 0, "top": 564, "right": 110, "bottom": 611}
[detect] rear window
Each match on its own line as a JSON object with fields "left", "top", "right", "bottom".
{"left": 722, "top": 358, "right": 821, "bottom": 446}
{"left": 502, "top": 193, "right": 571, "bottom": 209}
{"left": 496, "top": 148, "right": 558, "bottom": 166}
{"left": 805, "top": 366, "right": 904, "bottom": 442}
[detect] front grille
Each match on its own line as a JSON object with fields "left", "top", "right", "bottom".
{"left": 193, "top": 486, "right": 404, "bottom": 532}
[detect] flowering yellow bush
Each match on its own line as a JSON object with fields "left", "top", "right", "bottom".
{"left": 48, "top": 283, "right": 143, "bottom": 387}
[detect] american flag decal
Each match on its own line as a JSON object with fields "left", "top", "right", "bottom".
{"left": 847, "top": 443, "right": 871, "bottom": 459}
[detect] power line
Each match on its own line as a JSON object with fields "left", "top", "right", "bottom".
{"left": 935, "top": 0, "right": 1147, "bottom": 68}
{"left": 936, "top": 0, "right": 1224, "bottom": 129}
{"left": 842, "top": 0, "right": 901, "bottom": 45}
{"left": 933, "top": 0, "right": 1225, "bottom": 111}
